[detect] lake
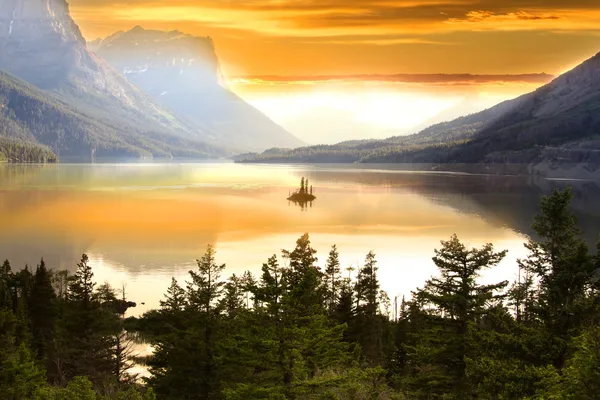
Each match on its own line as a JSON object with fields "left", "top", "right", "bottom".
{"left": 1, "top": 162, "right": 599, "bottom": 316}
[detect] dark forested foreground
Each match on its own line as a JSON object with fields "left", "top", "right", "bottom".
{"left": 1, "top": 189, "right": 600, "bottom": 399}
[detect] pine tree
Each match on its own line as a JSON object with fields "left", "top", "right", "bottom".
{"left": 188, "top": 245, "right": 226, "bottom": 315}
{"left": 519, "top": 188, "right": 595, "bottom": 369}
{"left": 106, "top": 284, "right": 139, "bottom": 386}
{"left": 14, "top": 266, "right": 33, "bottom": 347}
{"left": 356, "top": 251, "right": 379, "bottom": 317}
{"left": 323, "top": 245, "right": 341, "bottom": 314}
{"left": 0, "top": 310, "right": 47, "bottom": 398}
{"left": 29, "top": 259, "right": 57, "bottom": 368}
{"left": 160, "top": 278, "right": 187, "bottom": 312}
{"left": 562, "top": 325, "right": 600, "bottom": 397}
{"left": 282, "top": 233, "right": 323, "bottom": 318}
{"left": 254, "top": 255, "right": 288, "bottom": 393}
{"left": 69, "top": 254, "right": 95, "bottom": 307}
{"left": 187, "top": 245, "right": 227, "bottom": 399}
{"left": 240, "top": 271, "right": 257, "bottom": 309}
{"left": 404, "top": 235, "right": 508, "bottom": 397}
{"left": 221, "top": 274, "right": 245, "bottom": 317}
{"left": 61, "top": 255, "right": 123, "bottom": 386}
{"left": 354, "top": 251, "right": 384, "bottom": 365}
{"left": 256, "top": 255, "right": 283, "bottom": 318}
{"left": 333, "top": 275, "right": 356, "bottom": 343}
{"left": 0, "top": 260, "right": 12, "bottom": 309}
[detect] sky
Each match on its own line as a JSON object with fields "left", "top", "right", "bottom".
{"left": 70, "top": 0, "right": 600, "bottom": 143}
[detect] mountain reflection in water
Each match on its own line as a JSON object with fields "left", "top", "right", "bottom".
{"left": 1, "top": 162, "right": 598, "bottom": 315}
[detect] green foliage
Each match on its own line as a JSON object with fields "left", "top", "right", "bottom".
{"left": 323, "top": 245, "right": 341, "bottom": 314}
{"left": 0, "top": 342, "right": 47, "bottom": 399}
{"left": 1, "top": 188, "right": 599, "bottom": 399}
{"left": 561, "top": 326, "right": 600, "bottom": 399}
{"left": 0, "top": 137, "right": 57, "bottom": 163}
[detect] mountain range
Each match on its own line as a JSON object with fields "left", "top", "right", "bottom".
{"left": 88, "top": 26, "right": 303, "bottom": 152}
{"left": 239, "top": 52, "right": 600, "bottom": 176}
{"left": 0, "top": 0, "right": 301, "bottom": 161}
{"left": 1, "top": 0, "right": 599, "bottom": 173}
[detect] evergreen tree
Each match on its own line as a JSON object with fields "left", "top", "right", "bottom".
{"left": 356, "top": 251, "right": 380, "bottom": 317}
{"left": 61, "top": 255, "right": 123, "bottom": 387}
{"left": 160, "top": 278, "right": 187, "bottom": 312}
{"left": 519, "top": 188, "right": 596, "bottom": 369}
{"left": 0, "top": 310, "right": 47, "bottom": 399}
{"left": 333, "top": 274, "right": 356, "bottom": 344}
{"left": 29, "top": 259, "right": 57, "bottom": 372}
{"left": 187, "top": 245, "right": 227, "bottom": 399}
{"left": 404, "top": 235, "right": 508, "bottom": 398}
{"left": 240, "top": 271, "right": 257, "bottom": 309}
{"left": 0, "top": 259, "right": 12, "bottom": 309}
{"left": 13, "top": 266, "right": 33, "bottom": 347}
{"left": 354, "top": 251, "right": 386, "bottom": 365}
{"left": 69, "top": 254, "right": 95, "bottom": 307}
{"left": 113, "top": 285, "right": 138, "bottom": 385}
{"left": 1, "top": 189, "right": 599, "bottom": 399}
{"left": 562, "top": 325, "right": 600, "bottom": 398}
{"left": 323, "top": 245, "right": 341, "bottom": 314}
{"left": 221, "top": 274, "right": 245, "bottom": 317}
{"left": 256, "top": 255, "right": 283, "bottom": 319}
{"left": 282, "top": 233, "right": 323, "bottom": 318}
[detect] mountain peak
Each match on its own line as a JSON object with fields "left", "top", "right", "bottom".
{"left": 93, "top": 27, "right": 305, "bottom": 152}
{"left": 0, "top": 0, "right": 193, "bottom": 135}
{"left": 0, "top": 0, "right": 93, "bottom": 88}
{"left": 0, "top": 0, "right": 85, "bottom": 43}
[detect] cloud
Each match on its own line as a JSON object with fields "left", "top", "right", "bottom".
{"left": 447, "top": 9, "right": 561, "bottom": 25}
{"left": 71, "top": 0, "right": 600, "bottom": 38}
{"left": 227, "top": 73, "right": 555, "bottom": 86}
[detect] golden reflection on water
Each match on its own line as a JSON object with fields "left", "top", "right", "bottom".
{"left": 1, "top": 163, "right": 597, "bottom": 315}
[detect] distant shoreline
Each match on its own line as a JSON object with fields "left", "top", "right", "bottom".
{"left": 4, "top": 160, "right": 599, "bottom": 181}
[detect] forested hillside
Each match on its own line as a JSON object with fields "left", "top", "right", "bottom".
{"left": 239, "top": 52, "right": 600, "bottom": 168}
{"left": 0, "top": 71, "right": 224, "bottom": 162}
{"left": 1, "top": 188, "right": 599, "bottom": 398}
{"left": 0, "top": 137, "right": 57, "bottom": 163}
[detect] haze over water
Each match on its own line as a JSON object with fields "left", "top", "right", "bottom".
{"left": 1, "top": 162, "right": 599, "bottom": 316}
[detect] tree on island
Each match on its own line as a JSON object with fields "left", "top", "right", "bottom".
{"left": 288, "top": 177, "right": 316, "bottom": 204}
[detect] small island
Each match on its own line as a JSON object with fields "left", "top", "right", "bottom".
{"left": 288, "top": 176, "right": 316, "bottom": 204}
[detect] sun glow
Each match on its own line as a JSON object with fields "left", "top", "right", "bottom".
{"left": 227, "top": 78, "right": 539, "bottom": 144}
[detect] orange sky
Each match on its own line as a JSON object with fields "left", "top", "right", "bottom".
{"left": 67, "top": 0, "right": 600, "bottom": 143}
{"left": 70, "top": 0, "right": 600, "bottom": 76}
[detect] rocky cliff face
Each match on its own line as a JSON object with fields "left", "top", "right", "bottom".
{"left": 532, "top": 53, "right": 600, "bottom": 118}
{"left": 0, "top": 0, "right": 189, "bottom": 132}
{"left": 91, "top": 26, "right": 304, "bottom": 152}
{"left": 0, "top": 0, "right": 88, "bottom": 88}
{"left": 88, "top": 26, "right": 224, "bottom": 88}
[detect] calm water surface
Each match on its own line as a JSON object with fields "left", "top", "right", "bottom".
{"left": 1, "top": 162, "right": 599, "bottom": 316}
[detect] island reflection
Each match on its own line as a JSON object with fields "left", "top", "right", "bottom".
{"left": 1, "top": 163, "right": 598, "bottom": 314}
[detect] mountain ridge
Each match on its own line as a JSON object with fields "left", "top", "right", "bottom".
{"left": 0, "top": 70, "right": 224, "bottom": 161}
{"left": 89, "top": 26, "right": 305, "bottom": 152}
{"left": 0, "top": 0, "right": 236, "bottom": 160}
{"left": 239, "top": 51, "right": 600, "bottom": 176}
